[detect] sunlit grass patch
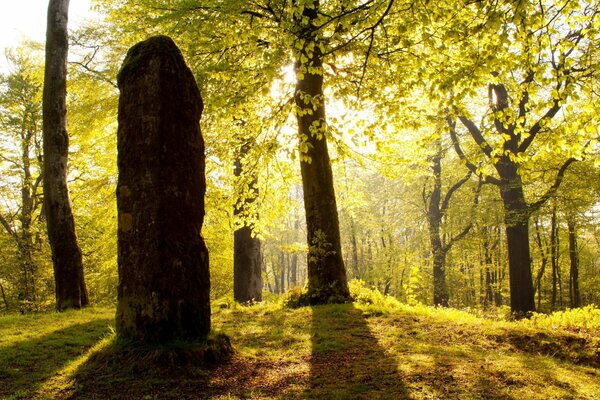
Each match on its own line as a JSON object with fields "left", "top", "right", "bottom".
{"left": 1, "top": 300, "right": 599, "bottom": 399}
{"left": 0, "top": 307, "right": 114, "bottom": 400}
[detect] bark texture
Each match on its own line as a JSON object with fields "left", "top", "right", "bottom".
{"left": 294, "top": 0, "right": 349, "bottom": 303}
{"left": 43, "top": 0, "right": 88, "bottom": 311}
{"left": 233, "top": 144, "right": 263, "bottom": 303}
{"left": 498, "top": 163, "right": 535, "bottom": 314}
{"left": 116, "top": 35, "right": 210, "bottom": 343}
{"left": 567, "top": 215, "right": 581, "bottom": 308}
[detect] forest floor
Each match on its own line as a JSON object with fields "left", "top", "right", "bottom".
{"left": 0, "top": 300, "right": 599, "bottom": 400}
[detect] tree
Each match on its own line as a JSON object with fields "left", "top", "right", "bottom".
{"left": 0, "top": 50, "right": 46, "bottom": 307}
{"left": 233, "top": 140, "right": 263, "bottom": 303}
{"left": 293, "top": 0, "right": 349, "bottom": 303}
{"left": 43, "top": 0, "right": 88, "bottom": 311}
{"left": 567, "top": 213, "right": 581, "bottom": 308}
{"left": 423, "top": 133, "right": 480, "bottom": 306}
{"left": 444, "top": 2, "right": 599, "bottom": 314}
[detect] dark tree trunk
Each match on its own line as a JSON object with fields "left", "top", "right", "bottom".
{"left": 567, "top": 215, "right": 581, "bottom": 308}
{"left": 233, "top": 144, "right": 263, "bottom": 303}
{"left": 482, "top": 231, "right": 495, "bottom": 308}
{"left": 534, "top": 219, "right": 548, "bottom": 310}
{"left": 427, "top": 147, "right": 448, "bottom": 307}
{"left": 349, "top": 219, "right": 359, "bottom": 278}
{"left": 279, "top": 252, "right": 286, "bottom": 294}
{"left": 497, "top": 162, "right": 535, "bottom": 315}
{"left": 271, "top": 256, "right": 280, "bottom": 294}
{"left": 294, "top": 0, "right": 349, "bottom": 303}
{"left": 0, "top": 282, "right": 8, "bottom": 311}
{"left": 234, "top": 226, "right": 262, "bottom": 302}
{"left": 550, "top": 205, "right": 559, "bottom": 310}
{"left": 290, "top": 253, "right": 298, "bottom": 287}
{"left": 116, "top": 36, "right": 210, "bottom": 343}
{"left": 43, "top": 0, "right": 88, "bottom": 311}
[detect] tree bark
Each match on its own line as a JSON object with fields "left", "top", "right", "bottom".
{"left": 567, "top": 215, "right": 581, "bottom": 308}
{"left": 427, "top": 145, "right": 449, "bottom": 306}
{"left": 294, "top": 0, "right": 349, "bottom": 303}
{"left": 43, "top": 0, "right": 88, "bottom": 311}
{"left": 534, "top": 219, "right": 548, "bottom": 310}
{"left": 498, "top": 165, "right": 535, "bottom": 314}
{"left": 233, "top": 143, "right": 263, "bottom": 303}
{"left": 550, "top": 205, "right": 559, "bottom": 310}
{"left": 0, "top": 282, "right": 9, "bottom": 311}
{"left": 116, "top": 36, "right": 210, "bottom": 343}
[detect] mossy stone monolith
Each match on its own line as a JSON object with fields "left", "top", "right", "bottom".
{"left": 116, "top": 35, "right": 210, "bottom": 342}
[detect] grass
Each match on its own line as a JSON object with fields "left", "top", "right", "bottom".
{"left": 0, "top": 301, "right": 598, "bottom": 399}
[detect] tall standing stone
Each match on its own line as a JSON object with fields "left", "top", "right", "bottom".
{"left": 116, "top": 36, "right": 210, "bottom": 342}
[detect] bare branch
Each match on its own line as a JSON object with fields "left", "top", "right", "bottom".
{"left": 447, "top": 115, "right": 501, "bottom": 186}
{"left": 455, "top": 110, "right": 494, "bottom": 158}
{"left": 440, "top": 170, "right": 472, "bottom": 216}
{"left": 529, "top": 157, "right": 576, "bottom": 214}
{"left": 442, "top": 177, "right": 482, "bottom": 254}
{"left": 0, "top": 212, "right": 16, "bottom": 238}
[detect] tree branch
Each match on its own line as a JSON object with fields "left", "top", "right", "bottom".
{"left": 442, "top": 177, "right": 482, "bottom": 254}
{"left": 440, "top": 170, "right": 472, "bottom": 216}
{"left": 455, "top": 111, "right": 494, "bottom": 158}
{"left": 0, "top": 212, "right": 16, "bottom": 238}
{"left": 446, "top": 115, "right": 501, "bottom": 186}
{"left": 528, "top": 157, "right": 576, "bottom": 214}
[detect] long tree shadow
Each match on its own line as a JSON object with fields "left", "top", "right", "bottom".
{"left": 305, "top": 303, "right": 408, "bottom": 399}
{"left": 0, "top": 318, "right": 113, "bottom": 399}
{"left": 68, "top": 309, "right": 307, "bottom": 399}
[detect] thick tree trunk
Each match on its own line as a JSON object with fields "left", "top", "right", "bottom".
{"left": 233, "top": 144, "right": 263, "bottom": 303}
{"left": 116, "top": 36, "right": 210, "bottom": 343}
{"left": 498, "top": 165, "right": 535, "bottom": 314}
{"left": 43, "top": 0, "right": 88, "bottom": 311}
{"left": 567, "top": 215, "right": 581, "bottom": 308}
{"left": 234, "top": 226, "right": 262, "bottom": 302}
{"left": 294, "top": 0, "right": 349, "bottom": 303}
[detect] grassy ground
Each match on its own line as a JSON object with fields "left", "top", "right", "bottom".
{"left": 0, "top": 301, "right": 598, "bottom": 400}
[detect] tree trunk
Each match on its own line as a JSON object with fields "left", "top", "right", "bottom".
{"left": 279, "top": 252, "right": 286, "bottom": 294}
{"left": 427, "top": 147, "right": 449, "bottom": 307}
{"left": 0, "top": 282, "right": 8, "bottom": 311}
{"left": 498, "top": 165, "right": 535, "bottom": 315}
{"left": 482, "top": 231, "right": 495, "bottom": 308}
{"left": 116, "top": 36, "right": 210, "bottom": 343}
{"left": 233, "top": 143, "right": 263, "bottom": 303}
{"left": 294, "top": 0, "right": 349, "bottom": 303}
{"left": 567, "top": 215, "right": 580, "bottom": 308}
{"left": 347, "top": 216, "right": 359, "bottom": 278}
{"left": 550, "top": 205, "right": 559, "bottom": 310}
{"left": 43, "top": 0, "right": 88, "bottom": 311}
{"left": 533, "top": 219, "right": 548, "bottom": 311}
{"left": 290, "top": 253, "right": 298, "bottom": 287}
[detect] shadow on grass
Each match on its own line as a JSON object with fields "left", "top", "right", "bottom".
{"left": 68, "top": 320, "right": 305, "bottom": 400}
{"left": 305, "top": 303, "right": 408, "bottom": 399}
{"left": 0, "top": 318, "right": 113, "bottom": 399}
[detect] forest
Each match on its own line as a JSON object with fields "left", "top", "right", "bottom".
{"left": 1, "top": 0, "right": 599, "bottom": 399}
